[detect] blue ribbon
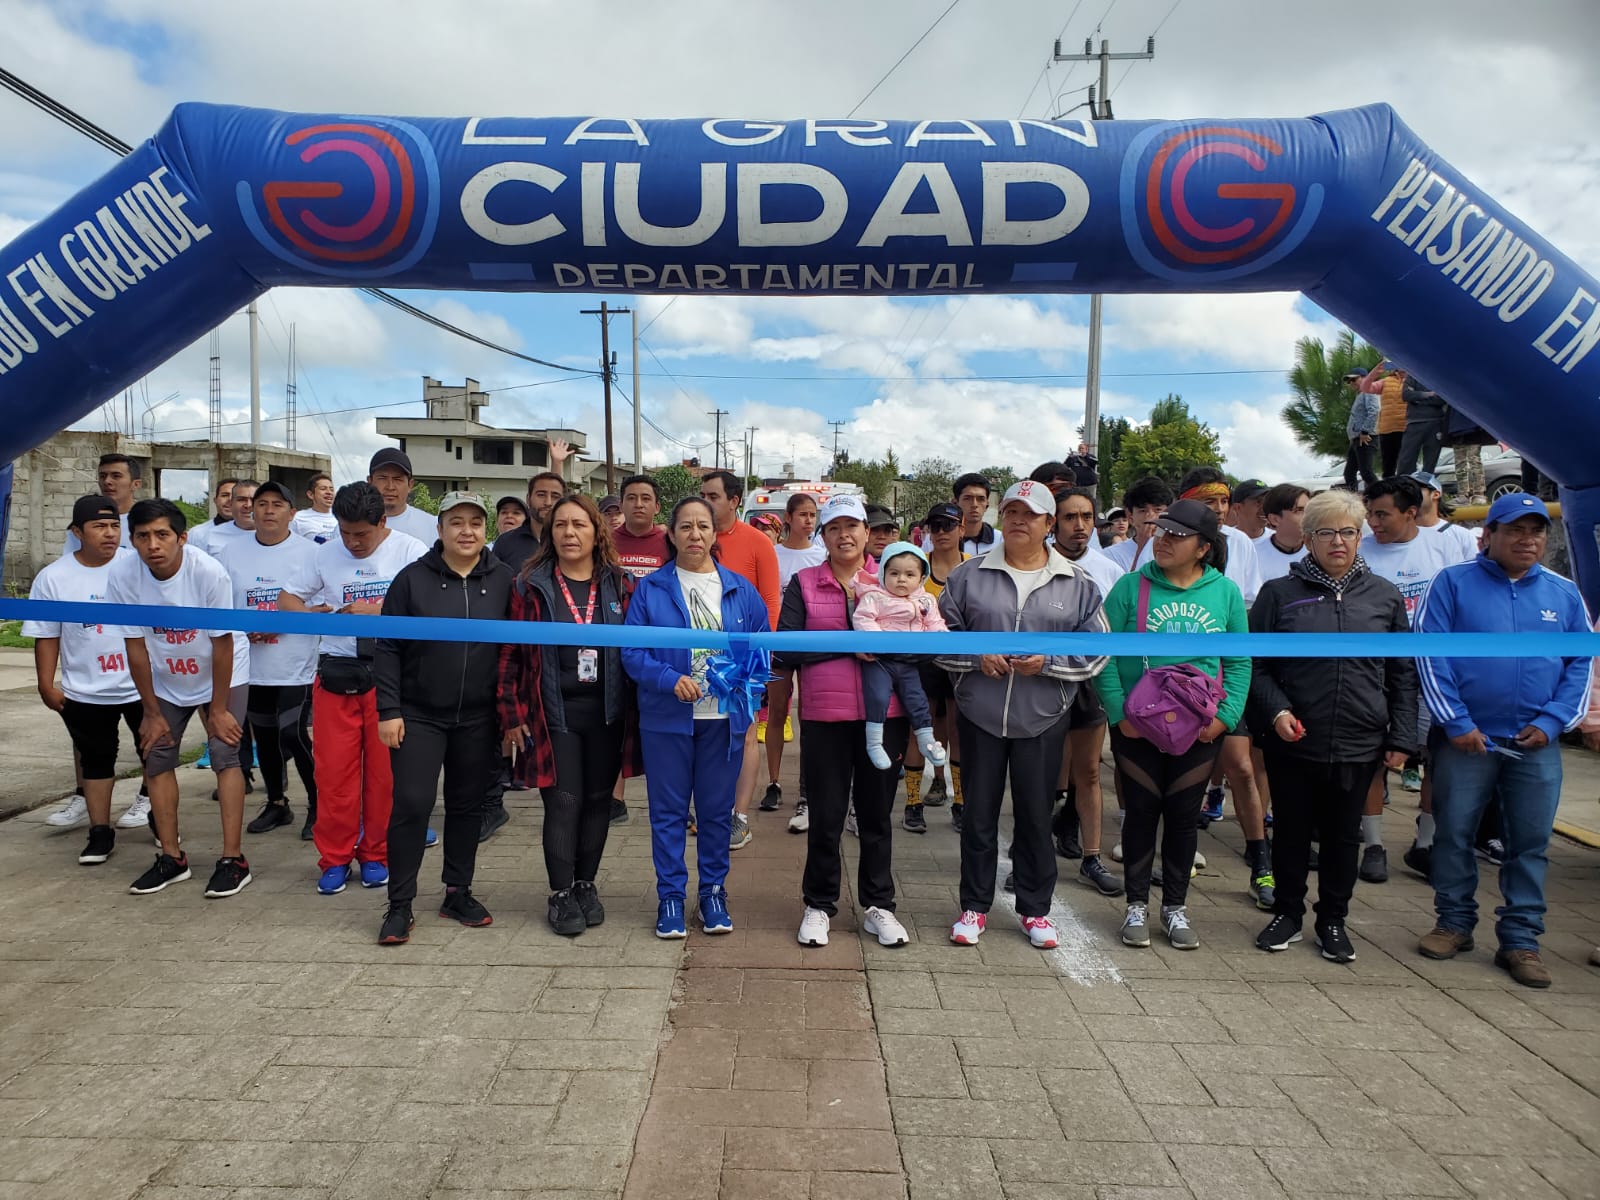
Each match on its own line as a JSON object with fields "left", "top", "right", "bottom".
{"left": 2, "top": 598, "right": 1597, "bottom": 658}
{"left": 705, "top": 636, "right": 773, "bottom": 723}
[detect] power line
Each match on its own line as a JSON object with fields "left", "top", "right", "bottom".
{"left": 846, "top": 0, "right": 964, "bottom": 117}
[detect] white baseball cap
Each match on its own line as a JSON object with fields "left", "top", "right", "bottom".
{"left": 817, "top": 494, "right": 869, "bottom": 527}
{"left": 1000, "top": 479, "right": 1054, "bottom": 517}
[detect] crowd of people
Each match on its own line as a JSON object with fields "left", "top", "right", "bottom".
{"left": 22, "top": 443, "right": 1599, "bottom": 987}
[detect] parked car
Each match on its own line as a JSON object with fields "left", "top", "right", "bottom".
{"left": 1287, "top": 446, "right": 1524, "bottom": 501}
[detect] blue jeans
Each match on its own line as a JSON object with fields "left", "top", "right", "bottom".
{"left": 1428, "top": 728, "right": 1562, "bottom": 950}
{"left": 642, "top": 722, "right": 739, "bottom": 902}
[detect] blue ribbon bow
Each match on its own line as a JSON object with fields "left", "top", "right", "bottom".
{"left": 705, "top": 637, "right": 772, "bottom": 725}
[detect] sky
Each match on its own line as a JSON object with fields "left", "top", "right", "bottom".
{"left": 2, "top": 0, "right": 1596, "bottom": 498}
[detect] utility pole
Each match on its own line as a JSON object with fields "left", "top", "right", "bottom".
{"left": 581, "top": 301, "right": 630, "bottom": 493}
{"left": 744, "top": 426, "right": 759, "bottom": 484}
{"left": 630, "top": 308, "right": 642, "bottom": 473}
{"left": 1054, "top": 35, "right": 1155, "bottom": 459}
{"left": 828, "top": 419, "right": 847, "bottom": 474}
{"left": 707, "top": 409, "right": 729, "bottom": 469}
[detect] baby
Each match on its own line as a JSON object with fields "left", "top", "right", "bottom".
{"left": 852, "top": 541, "right": 949, "bottom": 770}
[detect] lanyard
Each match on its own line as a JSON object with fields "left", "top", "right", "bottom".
{"left": 554, "top": 572, "right": 598, "bottom": 626}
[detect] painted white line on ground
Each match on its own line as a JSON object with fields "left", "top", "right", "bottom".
{"left": 994, "top": 851, "right": 1124, "bottom": 987}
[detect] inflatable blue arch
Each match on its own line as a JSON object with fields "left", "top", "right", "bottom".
{"left": 2, "top": 103, "right": 1598, "bottom": 606}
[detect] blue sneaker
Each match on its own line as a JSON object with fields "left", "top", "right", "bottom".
{"left": 655, "top": 898, "right": 687, "bottom": 940}
{"left": 195, "top": 745, "right": 211, "bottom": 770}
{"left": 359, "top": 860, "right": 388, "bottom": 889}
{"left": 1199, "top": 787, "right": 1225, "bottom": 825}
{"left": 699, "top": 889, "right": 733, "bottom": 934}
{"left": 317, "top": 863, "right": 351, "bottom": 895}
{"left": 424, "top": 828, "right": 439, "bottom": 849}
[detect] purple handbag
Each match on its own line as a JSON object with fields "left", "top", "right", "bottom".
{"left": 1123, "top": 576, "right": 1227, "bottom": 755}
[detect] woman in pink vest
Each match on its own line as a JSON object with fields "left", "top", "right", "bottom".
{"left": 777, "top": 495, "right": 910, "bottom": 950}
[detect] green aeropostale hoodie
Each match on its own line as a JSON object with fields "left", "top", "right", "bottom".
{"left": 1095, "top": 561, "right": 1252, "bottom": 732}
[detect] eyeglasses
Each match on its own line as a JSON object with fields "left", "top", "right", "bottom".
{"left": 928, "top": 520, "right": 959, "bottom": 533}
{"left": 1312, "top": 528, "right": 1361, "bottom": 543}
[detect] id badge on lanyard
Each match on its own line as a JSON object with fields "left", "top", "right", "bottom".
{"left": 577, "top": 648, "right": 598, "bottom": 683}
{"left": 556, "top": 572, "right": 601, "bottom": 685}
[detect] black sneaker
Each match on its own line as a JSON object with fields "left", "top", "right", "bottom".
{"left": 1315, "top": 921, "right": 1356, "bottom": 963}
{"left": 300, "top": 809, "right": 316, "bottom": 841}
{"left": 246, "top": 801, "right": 293, "bottom": 834}
{"left": 759, "top": 783, "right": 783, "bottom": 812}
{"left": 950, "top": 803, "right": 964, "bottom": 834}
{"left": 923, "top": 776, "right": 948, "bottom": 807}
{"left": 129, "top": 853, "right": 190, "bottom": 894}
{"left": 204, "top": 856, "right": 253, "bottom": 898}
{"left": 1403, "top": 841, "right": 1433, "bottom": 881}
{"left": 440, "top": 888, "right": 493, "bottom": 928}
{"left": 1053, "top": 805, "right": 1083, "bottom": 859}
{"left": 609, "top": 798, "right": 630, "bottom": 826}
{"left": 79, "top": 824, "right": 115, "bottom": 865}
{"left": 1002, "top": 870, "right": 1015, "bottom": 893}
{"left": 1359, "top": 844, "right": 1388, "bottom": 883}
{"left": 903, "top": 804, "right": 927, "bottom": 834}
{"left": 1079, "top": 855, "right": 1124, "bottom": 896}
{"left": 379, "top": 904, "right": 415, "bottom": 946}
{"left": 1255, "top": 914, "right": 1303, "bottom": 953}
{"left": 548, "top": 889, "right": 586, "bottom": 937}
{"left": 478, "top": 804, "right": 510, "bottom": 843}
{"left": 572, "top": 881, "right": 606, "bottom": 927}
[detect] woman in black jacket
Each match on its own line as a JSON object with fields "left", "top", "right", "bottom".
{"left": 498, "top": 494, "right": 638, "bottom": 938}
{"left": 1248, "top": 489, "right": 1417, "bottom": 963}
{"left": 373, "top": 493, "right": 514, "bottom": 946}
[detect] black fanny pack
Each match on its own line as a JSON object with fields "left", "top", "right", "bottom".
{"left": 317, "top": 654, "right": 374, "bottom": 696}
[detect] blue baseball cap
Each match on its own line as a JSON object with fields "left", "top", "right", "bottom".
{"left": 1409, "top": 470, "right": 1443, "bottom": 493}
{"left": 1485, "top": 492, "right": 1550, "bottom": 527}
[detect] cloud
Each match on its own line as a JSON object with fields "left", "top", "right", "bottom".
{"left": 1106, "top": 293, "right": 1340, "bottom": 368}
{"left": 1215, "top": 397, "right": 1328, "bottom": 482}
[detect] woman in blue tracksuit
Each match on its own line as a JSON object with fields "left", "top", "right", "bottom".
{"left": 622, "top": 495, "right": 771, "bottom": 939}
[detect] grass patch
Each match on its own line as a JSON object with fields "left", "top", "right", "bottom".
{"left": 0, "top": 621, "right": 32, "bottom": 649}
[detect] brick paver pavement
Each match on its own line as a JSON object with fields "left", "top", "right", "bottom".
{"left": 2, "top": 751, "right": 1598, "bottom": 1199}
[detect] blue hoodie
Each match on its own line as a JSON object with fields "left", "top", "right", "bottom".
{"left": 621, "top": 561, "right": 770, "bottom": 739}
{"left": 1415, "top": 555, "right": 1593, "bottom": 741}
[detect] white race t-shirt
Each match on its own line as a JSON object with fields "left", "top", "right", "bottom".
{"left": 1429, "top": 521, "right": 1480, "bottom": 565}
{"left": 22, "top": 553, "right": 140, "bottom": 704}
{"left": 676, "top": 567, "right": 726, "bottom": 720}
{"left": 385, "top": 505, "right": 439, "bottom": 546}
{"left": 290, "top": 508, "right": 338, "bottom": 545}
{"left": 214, "top": 534, "right": 321, "bottom": 686}
{"left": 1358, "top": 531, "right": 1457, "bottom": 626}
{"left": 285, "top": 531, "right": 428, "bottom": 659}
{"left": 1112, "top": 526, "right": 1264, "bottom": 603}
{"left": 105, "top": 547, "right": 252, "bottom": 708}
{"left": 1254, "top": 532, "right": 1309, "bottom": 583}
{"left": 775, "top": 542, "right": 826, "bottom": 590}
{"left": 63, "top": 512, "right": 133, "bottom": 558}
{"left": 1061, "top": 544, "right": 1124, "bottom": 600}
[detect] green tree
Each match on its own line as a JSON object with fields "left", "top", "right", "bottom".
{"left": 651, "top": 463, "right": 700, "bottom": 518}
{"left": 900, "top": 456, "right": 959, "bottom": 523}
{"left": 1283, "top": 330, "right": 1383, "bottom": 460}
{"left": 975, "top": 464, "right": 1018, "bottom": 496}
{"left": 409, "top": 482, "right": 441, "bottom": 515}
{"left": 1112, "top": 394, "right": 1223, "bottom": 497}
{"left": 1082, "top": 416, "right": 1132, "bottom": 509}
{"left": 831, "top": 454, "right": 898, "bottom": 505}
{"left": 174, "top": 498, "right": 207, "bottom": 532}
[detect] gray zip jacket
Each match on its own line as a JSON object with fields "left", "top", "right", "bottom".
{"left": 935, "top": 547, "right": 1109, "bottom": 739}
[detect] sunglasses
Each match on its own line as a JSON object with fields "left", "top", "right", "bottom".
{"left": 927, "top": 519, "right": 960, "bottom": 533}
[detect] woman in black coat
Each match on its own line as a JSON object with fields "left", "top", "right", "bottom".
{"left": 1247, "top": 489, "right": 1418, "bottom": 964}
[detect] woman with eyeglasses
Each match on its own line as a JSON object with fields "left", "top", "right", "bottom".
{"left": 1095, "top": 499, "right": 1250, "bottom": 951}
{"left": 901, "top": 502, "right": 970, "bottom": 831}
{"left": 1248, "top": 490, "right": 1417, "bottom": 963}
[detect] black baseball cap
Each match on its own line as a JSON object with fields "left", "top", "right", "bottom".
{"left": 496, "top": 495, "right": 530, "bottom": 517}
{"left": 1231, "top": 479, "right": 1269, "bottom": 504}
{"left": 598, "top": 494, "right": 622, "bottom": 513}
{"left": 253, "top": 481, "right": 295, "bottom": 504}
{"left": 368, "top": 447, "right": 414, "bottom": 476}
{"left": 864, "top": 504, "right": 897, "bottom": 530}
{"left": 1153, "top": 499, "right": 1221, "bottom": 540}
{"left": 923, "top": 502, "right": 962, "bottom": 527}
{"left": 70, "top": 494, "right": 119, "bottom": 528}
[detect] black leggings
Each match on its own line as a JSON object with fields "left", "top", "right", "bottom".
{"left": 1262, "top": 749, "right": 1376, "bottom": 923}
{"left": 540, "top": 720, "right": 624, "bottom": 892}
{"left": 1378, "top": 430, "right": 1404, "bottom": 478}
{"left": 388, "top": 713, "right": 497, "bottom": 906}
{"left": 1110, "top": 728, "right": 1222, "bottom": 908}
{"left": 247, "top": 684, "right": 316, "bottom": 807}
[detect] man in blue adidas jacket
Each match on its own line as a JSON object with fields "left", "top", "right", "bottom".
{"left": 1414, "top": 494, "right": 1593, "bottom": 988}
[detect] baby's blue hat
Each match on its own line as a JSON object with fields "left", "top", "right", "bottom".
{"left": 878, "top": 541, "right": 929, "bottom": 574}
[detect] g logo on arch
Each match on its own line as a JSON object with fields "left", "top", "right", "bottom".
{"left": 236, "top": 118, "right": 441, "bottom": 278}
{"left": 1120, "top": 123, "right": 1323, "bottom": 283}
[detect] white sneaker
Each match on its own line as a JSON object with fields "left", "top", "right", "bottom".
{"left": 862, "top": 907, "right": 909, "bottom": 947}
{"left": 1110, "top": 841, "right": 1124, "bottom": 863}
{"left": 788, "top": 802, "right": 810, "bottom": 834}
{"left": 116, "top": 791, "right": 151, "bottom": 829}
{"left": 1021, "top": 915, "right": 1059, "bottom": 949}
{"left": 797, "top": 906, "right": 830, "bottom": 947}
{"left": 844, "top": 803, "right": 858, "bottom": 837}
{"left": 950, "top": 909, "right": 986, "bottom": 945}
{"left": 46, "top": 795, "right": 88, "bottom": 827}
{"left": 1193, "top": 850, "right": 1207, "bottom": 870}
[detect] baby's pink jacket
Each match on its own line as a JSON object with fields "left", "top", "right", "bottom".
{"left": 852, "top": 568, "right": 948, "bottom": 634}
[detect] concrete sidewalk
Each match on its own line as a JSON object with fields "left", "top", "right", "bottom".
{"left": 1, "top": 740, "right": 1598, "bottom": 1198}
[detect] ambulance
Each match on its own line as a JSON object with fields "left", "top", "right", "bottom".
{"left": 742, "top": 480, "right": 865, "bottom": 522}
